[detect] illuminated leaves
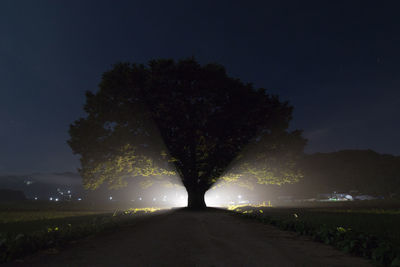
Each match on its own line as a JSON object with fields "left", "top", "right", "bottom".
{"left": 69, "top": 58, "right": 306, "bottom": 196}
{"left": 139, "top": 180, "right": 154, "bottom": 189}
{"left": 81, "top": 144, "right": 175, "bottom": 190}
{"left": 124, "top": 207, "right": 161, "bottom": 214}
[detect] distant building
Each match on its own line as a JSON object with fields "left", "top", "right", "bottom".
{"left": 317, "top": 192, "right": 353, "bottom": 201}
{"left": 354, "top": 195, "right": 377, "bottom": 200}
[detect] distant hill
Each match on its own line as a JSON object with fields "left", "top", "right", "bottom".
{"left": 0, "top": 172, "right": 84, "bottom": 199}
{"left": 0, "top": 172, "right": 185, "bottom": 202}
{"left": 2, "top": 150, "right": 399, "bottom": 201}
{"left": 277, "top": 150, "right": 400, "bottom": 198}
{"left": 0, "top": 189, "right": 26, "bottom": 201}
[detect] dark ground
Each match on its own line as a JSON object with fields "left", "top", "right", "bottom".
{"left": 6, "top": 209, "right": 372, "bottom": 267}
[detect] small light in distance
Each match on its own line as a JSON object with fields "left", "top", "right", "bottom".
{"left": 77, "top": 198, "right": 82, "bottom": 201}
{"left": 49, "top": 197, "right": 53, "bottom": 201}
{"left": 34, "top": 197, "right": 38, "bottom": 200}
{"left": 55, "top": 198, "right": 59, "bottom": 202}
{"left": 109, "top": 196, "right": 113, "bottom": 200}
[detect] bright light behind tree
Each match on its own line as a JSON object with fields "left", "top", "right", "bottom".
{"left": 205, "top": 178, "right": 254, "bottom": 207}
{"left": 69, "top": 59, "right": 306, "bottom": 209}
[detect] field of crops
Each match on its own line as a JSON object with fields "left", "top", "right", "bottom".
{"left": 0, "top": 201, "right": 164, "bottom": 263}
{"left": 260, "top": 207, "right": 400, "bottom": 246}
{"left": 230, "top": 202, "right": 400, "bottom": 266}
{"left": 0, "top": 211, "right": 109, "bottom": 223}
{"left": 2, "top": 200, "right": 400, "bottom": 265}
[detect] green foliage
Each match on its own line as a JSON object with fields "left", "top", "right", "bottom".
{"left": 68, "top": 59, "right": 305, "bottom": 191}
{"left": 233, "top": 207, "right": 400, "bottom": 266}
{"left": 0, "top": 210, "right": 161, "bottom": 263}
{"left": 68, "top": 58, "right": 305, "bottom": 207}
{"left": 0, "top": 211, "right": 106, "bottom": 224}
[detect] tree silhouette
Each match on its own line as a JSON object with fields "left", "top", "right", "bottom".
{"left": 68, "top": 58, "right": 306, "bottom": 209}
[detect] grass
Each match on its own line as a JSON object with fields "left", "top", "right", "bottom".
{"left": 259, "top": 207, "right": 400, "bottom": 246}
{"left": 0, "top": 201, "right": 166, "bottom": 263}
{"left": 0, "top": 212, "right": 113, "bottom": 234}
{"left": 0, "top": 211, "right": 108, "bottom": 223}
{"left": 229, "top": 202, "right": 400, "bottom": 266}
{"left": 2, "top": 200, "right": 399, "bottom": 265}
{"left": 0, "top": 201, "right": 115, "bottom": 235}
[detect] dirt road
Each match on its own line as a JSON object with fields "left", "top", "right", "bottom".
{"left": 9, "top": 209, "right": 371, "bottom": 267}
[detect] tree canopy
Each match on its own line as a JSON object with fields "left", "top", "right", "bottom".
{"left": 68, "top": 58, "right": 306, "bottom": 208}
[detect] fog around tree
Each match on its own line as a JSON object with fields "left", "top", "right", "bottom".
{"left": 68, "top": 58, "right": 306, "bottom": 208}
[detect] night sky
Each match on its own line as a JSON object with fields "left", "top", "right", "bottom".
{"left": 1, "top": 1, "right": 399, "bottom": 174}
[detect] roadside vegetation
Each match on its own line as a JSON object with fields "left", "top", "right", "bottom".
{"left": 229, "top": 202, "right": 400, "bottom": 266}
{"left": 0, "top": 201, "right": 164, "bottom": 263}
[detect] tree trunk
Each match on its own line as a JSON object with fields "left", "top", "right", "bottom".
{"left": 187, "top": 187, "right": 207, "bottom": 209}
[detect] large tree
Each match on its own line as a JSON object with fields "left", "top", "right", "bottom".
{"left": 68, "top": 58, "right": 306, "bottom": 209}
